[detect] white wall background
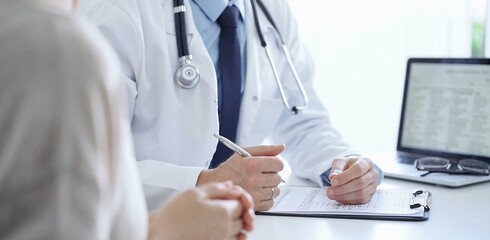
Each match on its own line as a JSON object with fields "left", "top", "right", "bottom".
{"left": 288, "top": 0, "right": 473, "bottom": 153}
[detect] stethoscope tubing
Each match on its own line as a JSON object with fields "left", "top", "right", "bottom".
{"left": 172, "top": 0, "right": 309, "bottom": 113}
{"left": 251, "top": 0, "right": 308, "bottom": 114}
{"left": 174, "top": 0, "right": 189, "bottom": 58}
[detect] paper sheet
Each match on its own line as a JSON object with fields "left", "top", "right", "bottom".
{"left": 267, "top": 187, "right": 425, "bottom": 216}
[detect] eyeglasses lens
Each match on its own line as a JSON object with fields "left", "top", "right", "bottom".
{"left": 417, "top": 157, "right": 449, "bottom": 169}
{"left": 459, "top": 159, "right": 490, "bottom": 173}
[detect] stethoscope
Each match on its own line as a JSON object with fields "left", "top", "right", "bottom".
{"left": 173, "top": 0, "right": 309, "bottom": 114}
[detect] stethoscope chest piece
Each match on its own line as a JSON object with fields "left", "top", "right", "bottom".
{"left": 173, "top": 1, "right": 200, "bottom": 89}
{"left": 175, "top": 57, "right": 200, "bottom": 89}
{"left": 172, "top": 0, "right": 309, "bottom": 112}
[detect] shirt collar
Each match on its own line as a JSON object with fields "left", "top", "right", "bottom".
{"left": 192, "top": 0, "right": 246, "bottom": 22}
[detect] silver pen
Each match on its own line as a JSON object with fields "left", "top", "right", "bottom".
{"left": 214, "top": 133, "right": 252, "bottom": 157}
{"left": 213, "top": 133, "right": 286, "bottom": 183}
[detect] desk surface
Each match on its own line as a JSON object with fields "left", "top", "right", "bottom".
{"left": 249, "top": 174, "right": 490, "bottom": 240}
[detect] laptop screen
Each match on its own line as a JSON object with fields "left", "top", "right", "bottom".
{"left": 397, "top": 58, "right": 490, "bottom": 160}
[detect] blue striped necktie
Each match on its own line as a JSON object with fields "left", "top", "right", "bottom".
{"left": 210, "top": 6, "right": 242, "bottom": 168}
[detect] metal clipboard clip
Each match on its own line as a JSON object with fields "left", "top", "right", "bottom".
{"left": 409, "top": 190, "right": 431, "bottom": 211}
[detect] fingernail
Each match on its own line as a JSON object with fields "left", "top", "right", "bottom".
{"left": 275, "top": 144, "right": 285, "bottom": 149}
{"left": 223, "top": 180, "right": 233, "bottom": 187}
{"left": 249, "top": 208, "right": 256, "bottom": 218}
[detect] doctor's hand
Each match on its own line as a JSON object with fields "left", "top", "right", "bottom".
{"left": 197, "top": 145, "right": 285, "bottom": 211}
{"left": 326, "top": 157, "right": 378, "bottom": 204}
{"left": 150, "top": 181, "right": 255, "bottom": 240}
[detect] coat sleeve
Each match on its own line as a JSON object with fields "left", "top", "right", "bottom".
{"left": 79, "top": 1, "right": 143, "bottom": 122}
{"left": 266, "top": 0, "right": 383, "bottom": 186}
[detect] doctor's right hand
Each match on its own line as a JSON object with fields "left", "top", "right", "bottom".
{"left": 197, "top": 145, "right": 285, "bottom": 211}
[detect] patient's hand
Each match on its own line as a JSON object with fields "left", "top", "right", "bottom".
{"left": 149, "top": 181, "right": 255, "bottom": 240}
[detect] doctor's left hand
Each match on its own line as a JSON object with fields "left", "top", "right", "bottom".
{"left": 326, "top": 156, "right": 379, "bottom": 204}
{"left": 197, "top": 144, "right": 285, "bottom": 211}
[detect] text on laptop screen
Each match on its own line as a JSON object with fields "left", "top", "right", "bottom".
{"left": 401, "top": 62, "right": 490, "bottom": 158}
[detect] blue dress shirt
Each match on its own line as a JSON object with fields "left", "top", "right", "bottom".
{"left": 189, "top": 0, "right": 247, "bottom": 114}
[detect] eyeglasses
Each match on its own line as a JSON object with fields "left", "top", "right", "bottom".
{"left": 414, "top": 157, "right": 490, "bottom": 177}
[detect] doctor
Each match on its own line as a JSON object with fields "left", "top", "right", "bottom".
{"left": 81, "top": 0, "right": 382, "bottom": 211}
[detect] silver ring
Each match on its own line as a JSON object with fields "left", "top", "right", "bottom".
{"left": 270, "top": 187, "right": 275, "bottom": 200}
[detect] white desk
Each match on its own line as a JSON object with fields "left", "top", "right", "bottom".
{"left": 249, "top": 174, "right": 490, "bottom": 240}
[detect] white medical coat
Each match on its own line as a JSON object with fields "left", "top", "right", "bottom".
{"left": 0, "top": 2, "right": 147, "bottom": 239}
{"left": 81, "top": 0, "right": 363, "bottom": 209}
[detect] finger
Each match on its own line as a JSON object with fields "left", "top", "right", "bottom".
{"left": 232, "top": 185, "right": 255, "bottom": 210}
{"left": 240, "top": 172, "right": 282, "bottom": 193}
{"left": 327, "top": 169, "right": 377, "bottom": 197}
{"left": 331, "top": 158, "right": 373, "bottom": 186}
{"left": 237, "top": 232, "right": 248, "bottom": 240}
{"left": 225, "top": 200, "right": 244, "bottom": 219}
{"left": 271, "top": 186, "right": 280, "bottom": 199}
{"left": 245, "top": 144, "right": 285, "bottom": 157}
{"left": 251, "top": 187, "right": 274, "bottom": 202}
{"left": 230, "top": 186, "right": 255, "bottom": 232}
{"left": 261, "top": 172, "right": 283, "bottom": 187}
{"left": 222, "top": 180, "right": 233, "bottom": 187}
{"left": 242, "top": 208, "right": 255, "bottom": 232}
{"left": 257, "top": 186, "right": 279, "bottom": 202}
{"left": 328, "top": 183, "right": 377, "bottom": 204}
{"left": 199, "top": 182, "right": 241, "bottom": 200}
{"left": 255, "top": 199, "right": 274, "bottom": 211}
{"left": 248, "top": 157, "right": 284, "bottom": 173}
{"left": 329, "top": 158, "right": 348, "bottom": 182}
{"left": 230, "top": 219, "right": 244, "bottom": 238}
{"left": 327, "top": 185, "right": 373, "bottom": 203}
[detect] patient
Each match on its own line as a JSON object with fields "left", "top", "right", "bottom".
{"left": 0, "top": 0, "right": 254, "bottom": 239}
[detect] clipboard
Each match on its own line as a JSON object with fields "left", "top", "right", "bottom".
{"left": 257, "top": 187, "right": 431, "bottom": 221}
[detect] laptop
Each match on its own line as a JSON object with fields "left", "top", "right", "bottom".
{"left": 378, "top": 58, "right": 490, "bottom": 187}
